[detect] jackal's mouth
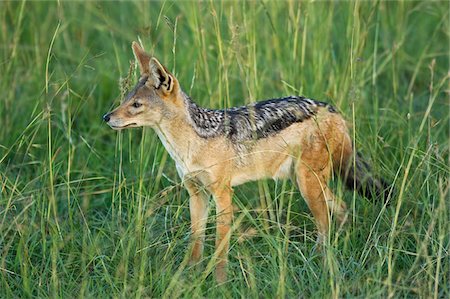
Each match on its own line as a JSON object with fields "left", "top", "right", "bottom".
{"left": 110, "top": 123, "right": 138, "bottom": 130}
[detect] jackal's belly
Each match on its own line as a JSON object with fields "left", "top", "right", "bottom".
{"left": 229, "top": 125, "right": 305, "bottom": 186}
{"left": 230, "top": 153, "right": 294, "bottom": 186}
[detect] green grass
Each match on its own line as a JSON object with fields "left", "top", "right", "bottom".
{"left": 0, "top": 0, "right": 448, "bottom": 297}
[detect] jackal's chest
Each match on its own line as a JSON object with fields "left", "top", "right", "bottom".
{"left": 172, "top": 157, "right": 205, "bottom": 181}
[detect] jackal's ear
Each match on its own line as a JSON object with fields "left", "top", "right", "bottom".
{"left": 149, "top": 57, "right": 175, "bottom": 95}
{"left": 132, "top": 41, "right": 150, "bottom": 74}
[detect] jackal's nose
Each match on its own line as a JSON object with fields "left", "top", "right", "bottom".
{"left": 103, "top": 113, "right": 111, "bottom": 122}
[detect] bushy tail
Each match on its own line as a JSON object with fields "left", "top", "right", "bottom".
{"left": 341, "top": 152, "right": 391, "bottom": 202}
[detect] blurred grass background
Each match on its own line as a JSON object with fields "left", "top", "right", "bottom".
{"left": 0, "top": 0, "right": 448, "bottom": 297}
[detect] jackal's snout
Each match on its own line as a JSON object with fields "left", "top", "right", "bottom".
{"left": 102, "top": 113, "right": 111, "bottom": 122}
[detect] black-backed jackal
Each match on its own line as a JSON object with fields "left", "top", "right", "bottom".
{"left": 103, "top": 42, "right": 388, "bottom": 283}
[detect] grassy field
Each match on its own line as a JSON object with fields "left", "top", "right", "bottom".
{"left": 0, "top": 0, "right": 449, "bottom": 297}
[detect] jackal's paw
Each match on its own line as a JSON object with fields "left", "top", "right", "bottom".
{"left": 188, "top": 241, "right": 204, "bottom": 265}
{"left": 336, "top": 211, "right": 349, "bottom": 226}
{"left": 215, "top": 266, "right": 228, "bottom": 284}
{"left": 188, "top": 254, "right": 201, "bottom": 266}
{"left": 312, "top": 234, "right": 325, "bottom": 252}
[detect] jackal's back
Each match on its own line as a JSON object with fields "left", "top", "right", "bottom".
{"left": 185, "top": 95, "right": 338, "bottom": 142}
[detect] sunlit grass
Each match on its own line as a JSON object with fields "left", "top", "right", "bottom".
{"left": 0, "top": 1, "right": 448, "bottom": 298}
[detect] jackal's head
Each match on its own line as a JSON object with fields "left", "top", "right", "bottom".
{"left": 103, "top": 42, "right": 181, "bottom": 130}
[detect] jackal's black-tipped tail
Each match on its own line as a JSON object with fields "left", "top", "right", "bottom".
{"left": 342, "top": 152, "right": 391, "bottom": 202}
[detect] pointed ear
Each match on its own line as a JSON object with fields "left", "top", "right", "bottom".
{"left": 131, "top": 41, "right": 150, "bottom": 74}
{"left": 149, "top": 57, "right": 176, "bottom": 95}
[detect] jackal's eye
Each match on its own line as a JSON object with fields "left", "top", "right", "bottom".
{"left": 132, "top": 102, "right": 142, "bottom": 108}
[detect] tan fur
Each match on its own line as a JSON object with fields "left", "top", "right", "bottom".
{"left": 105, "top": 42, "right": 355, "bottom": 283}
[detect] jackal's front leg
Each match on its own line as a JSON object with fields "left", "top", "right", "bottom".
{"left": 211, "top": 182, "right": 233, "bottom": 283}
{"left": 185, "top": 180, "right": 209, "bottom": 264}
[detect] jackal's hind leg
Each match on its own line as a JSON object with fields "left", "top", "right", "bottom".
{"left": 295, "top": 149, "right": 347, "bottom": 243}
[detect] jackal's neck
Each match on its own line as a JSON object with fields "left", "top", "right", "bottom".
{"left": 182, "top": 93, "right": 225, "bottom": 139}
{"left": 152, "top": 92, "right": 208, "bottom": 167}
